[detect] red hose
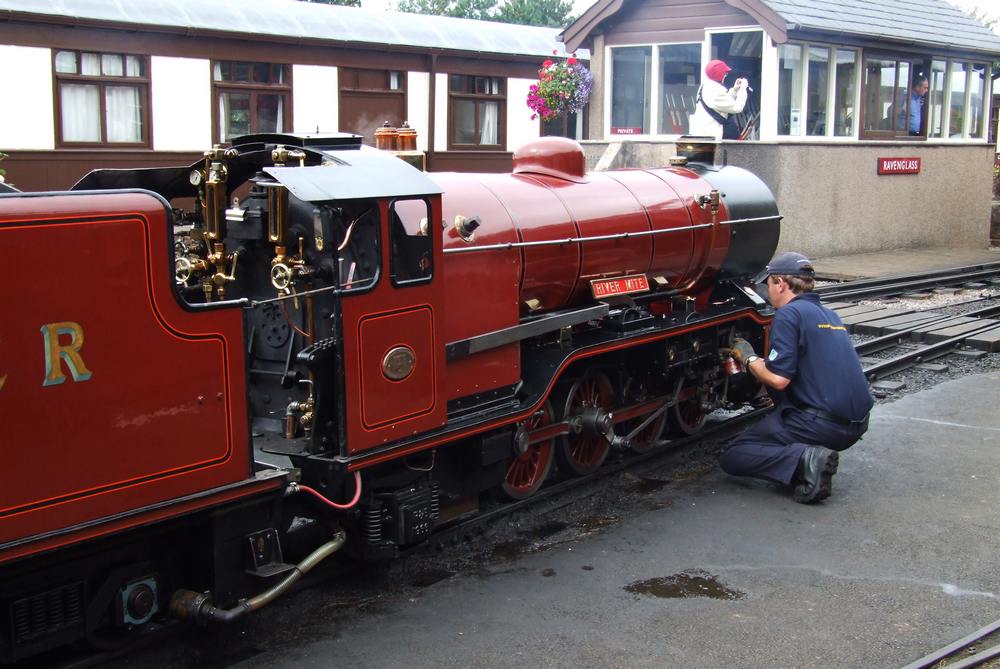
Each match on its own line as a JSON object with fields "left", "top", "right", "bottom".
{"left": 295, "top": 472, "right": 362, "bottom": 510}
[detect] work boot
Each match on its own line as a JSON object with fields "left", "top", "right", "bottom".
{"left": 792, "top": 446, "right": 838, "bottom": 504}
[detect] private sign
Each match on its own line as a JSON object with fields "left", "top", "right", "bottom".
{"left": 877, "top": 157, "right": 921, "bottom": 175}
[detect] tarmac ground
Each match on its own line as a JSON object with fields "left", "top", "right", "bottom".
{"left": 136, "top": 371, "right": 1000, "bottom": 669}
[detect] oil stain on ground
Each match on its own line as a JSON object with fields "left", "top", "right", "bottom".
{"left": 624, "top": 569, "right": 744, "bottom": 601}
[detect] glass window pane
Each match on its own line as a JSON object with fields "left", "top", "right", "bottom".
{"left": 449, "top": 74, "right": 464, "bottom": 93}
{"left": 863, "top": 58, "right": 896, "bottom": 132}
{"left": 234, "top": 62, "right": 251, "bottom": 83}
{"left": 214, "top": 62, "right": 228, "bottom": 82}
{"left": 491, "top": 77, "right": 501, "bottom": 95}
{"left": 833, "top": 49, "right": 857, "bottom": 136}
{"left": 778, "top": 44, "right": 802, "bottom": 135}
{"left": 101, "top": 54, "right": 123, "bottom": 76}
{"left": 948, "top": 62, "right": 967, "bottom": 137}
{"left": 390, "top": 199, "right": 433, "bottom": 285}
{"left": 105, "top": 85, "right": 142, "bottom": 142}
{"left": 389, "top": 71, "right": 401, "bottom": 90}
{"left": 81, "top": 53, "right": 100, "bottom": 76}
{"left": 452, "top": 99, "right": 476, "bottom": 144}
{"left": 806, "top": 46, "right": 830, "bottom": 136}
{"left": 274, "top": 65, "right": 286, "bottom": 84}
{"left": 969, "top": 64, "right": 986, "bottom": 138}
{"left": 60, "top": 83, "right": 101, "bottom": 141}
{"left": 610, "top": 46, "right": 651, "bottom": 134}
{"left": 55, "top": 51, "right": 77, "bottom": 74}
{"left": 927, "top": 60, "right": 947, "bottom": 138}
{"left": 478, "top": 101, "right": 499, "bottom": 144}
{"left": 125, "top": 55, "right": 142, "bottom": 77}
{"left": 256, "top": 94, "right": 284, "bottom": 133}
{"left": 252, "top": 63, "right": 271, "bottom": 84}
{"left": 657, "top": 43, "right": 700, "bottom": 135}
{"left": 219, "top": 92, "right": 251, "bottom": 142}
{"left": 892, "top": 61, "right": 910, "bottom": 133}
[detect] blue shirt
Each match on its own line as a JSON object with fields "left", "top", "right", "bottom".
{"left": 908, "top": 92, "right": 924, "bottom": 133}
{"left": 765, "top": 292, "right": 873, "bottom": 422}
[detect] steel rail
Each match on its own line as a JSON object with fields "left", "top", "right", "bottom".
{"left": 822, "top": 268, "right": 1000, "bottom": 302}
{"left": 854, "top": 301, "right": 1000, "bottom": 357}
{"left": 816, "top": 261, "right": 1000, "bottom": 295}
{"left": 862, "top": 321, "right": 1000, "bottom": 380}
{"left": 898, "top": 616, "right": 1000, "bottom": 669}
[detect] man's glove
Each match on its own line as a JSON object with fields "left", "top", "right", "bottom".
{"left": 729, "top": 338, "right": 757, "bottom": 367}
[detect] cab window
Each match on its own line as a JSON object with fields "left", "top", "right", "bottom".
{"left": 389, "top": 198, "right": 433, "bottom": 286}
{"left": 330, "top": 201, "right": 380, "bottom": 293}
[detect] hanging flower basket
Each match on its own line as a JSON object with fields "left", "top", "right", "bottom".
{"left": 526, "top": 52, "right": 593, "bottom": 122}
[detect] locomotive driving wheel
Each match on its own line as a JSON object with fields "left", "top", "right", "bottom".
{"left": 556, "top": 372, "right": 614, "bottom": 476}
{"left": 668, "top": 376, "right": 708, "bottom": 436}
{"left": 621, "top": 377, "right": 666, "bottom": 454}
{"left": 500, "top": 401, "right": 555, "bottom": 500}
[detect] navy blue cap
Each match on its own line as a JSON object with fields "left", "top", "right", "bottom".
{"left": 752, "top": 251, "right": 815, "bottom": 284}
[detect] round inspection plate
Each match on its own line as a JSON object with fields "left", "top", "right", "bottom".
{"left": 382, "top": 346, "right": 416, "bottom": 381}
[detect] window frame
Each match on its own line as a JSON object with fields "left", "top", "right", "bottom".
{"left": 211, "top": 60, "right": 292, "bottom": 145}
{"left": 859, "top": 53, "right": 922, "bottom": 140}
{"left": 52, "top": 50, "right": 151, "bottom": 148}
{"left": 388, "top": 197, "right": 434, "bottom": 288}
{"left": 446, "top": 74, "right": 506, "bottom": 151}
{"left": 777, "top": 40, "right": 861, "bottom": 140}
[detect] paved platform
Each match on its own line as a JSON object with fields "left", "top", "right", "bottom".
{"left": 217, "top": 373, "right": 1000, "bottom": 669}
{"left": 812, "top": 246, "right": 1000, "bottom": 281}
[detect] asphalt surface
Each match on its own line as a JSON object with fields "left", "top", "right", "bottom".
{"left": 120, "top": 371, "right": 1000, "bottom": 669}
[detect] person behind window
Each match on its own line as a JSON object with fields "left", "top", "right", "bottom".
{"left": 897, "top": 75, "right": 929, "bottom": 136}
{"left": 688, "top": 59, "right": 748, "bottom": 140}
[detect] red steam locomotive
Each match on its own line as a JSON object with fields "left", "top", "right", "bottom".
{"left": 0, "top": 134, "right": 778, "bottom": 662}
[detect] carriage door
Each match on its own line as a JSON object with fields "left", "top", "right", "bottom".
{"left": 339, "top": 196, "right": 446, "bottom": 454}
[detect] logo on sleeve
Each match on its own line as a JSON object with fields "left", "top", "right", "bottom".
{"left": 768, "top": 349, "right": 779, "bottom": 361}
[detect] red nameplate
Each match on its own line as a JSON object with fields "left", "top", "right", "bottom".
{"left": 590, "top": 275, "right": 650, "bottom": 298}
{"left": 877, "top": 157, "right": 921, "bottom": 175}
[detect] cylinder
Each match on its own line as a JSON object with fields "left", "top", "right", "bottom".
{"left": 374, "top": 122, "right": 398, "bottom": 151}
{"left": 396, "top": 123, "right": 417, "bottom": 151}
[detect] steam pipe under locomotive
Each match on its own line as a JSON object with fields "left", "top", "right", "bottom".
{"left": 0, "top": 133, "right": 779, "bottom": 663}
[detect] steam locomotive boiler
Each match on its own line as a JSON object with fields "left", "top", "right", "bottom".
{"left": 0, "top": 133, "right": 778, "bottom": 662}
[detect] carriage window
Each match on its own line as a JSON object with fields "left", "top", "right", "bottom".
{"left": 389, "top": 199, "right": 433, "bottom": 286}
{"left": 330, "top": 202, "right": 380, "bottom": 293}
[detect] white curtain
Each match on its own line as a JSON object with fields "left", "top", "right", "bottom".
{"left": 479, "top": 101, "right": 498, "bottom": 145}
{"left": 106, "top": 85, "right": 141, "bottom": 142}
{"left": 60, "top": 84, "right": 100, "bottom": 141}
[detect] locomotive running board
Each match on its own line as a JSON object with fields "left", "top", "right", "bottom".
{"left": 445, "top": 303, "right": 610, "bottom": 361}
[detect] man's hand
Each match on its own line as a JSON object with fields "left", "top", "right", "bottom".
{"left": 728, "top": 338, "right": 756, "bottom": 366}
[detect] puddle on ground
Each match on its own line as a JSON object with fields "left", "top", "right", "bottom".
{"left": 531, "top": 519, "right": 570, "bottom": 538}
{"left": 581, "top": 565, "right": 595, "bottom": 571}
{"left": 577, "top": 515, "right": 619, "bottom": 533}
{"left": 491, "top": 538, "right": 531, "bottom": 560}
{"left": 624, "top": 569, "right": 744, "bottom": 601}
{"left": 541, "top": 568, "right": 556, "bottom": 577}
{"left": 409, "top": 567, "right": 456, "bottom": 588}
{"left": 622, "top": 473, "right": 671, "bottom": 494}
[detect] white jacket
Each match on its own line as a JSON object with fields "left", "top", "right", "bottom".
{"left": 688, "top": 78, "right": 748, "bottom": 139}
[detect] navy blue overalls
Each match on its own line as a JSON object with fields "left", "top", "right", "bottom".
{"left": 720, "top": 292, "right": 874, "bottom": 485}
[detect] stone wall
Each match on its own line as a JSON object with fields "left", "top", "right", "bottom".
{"left": 582, "top": 140, "right": 995, "bottom": 257}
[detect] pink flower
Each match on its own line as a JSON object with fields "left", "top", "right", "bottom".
{"left": 567, "top": 57, "right": 577, "bottom": 65}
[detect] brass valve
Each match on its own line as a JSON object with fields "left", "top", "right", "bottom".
{"left": 270, "top": 237, "right": 312, "bottom": 308}
{"left": 199, "top": 242, "right": 240, "bottom": 301}
{"left": 272, "top": 145, "right": 306, "bottom": 167}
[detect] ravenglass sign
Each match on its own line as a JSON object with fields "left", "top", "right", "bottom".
{"left": 877, "top": 157, "right": 921, "bottom": 175}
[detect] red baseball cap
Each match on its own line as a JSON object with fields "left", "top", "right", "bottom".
{"left": 705, "top": 59, "right": 732, "bottom": 83}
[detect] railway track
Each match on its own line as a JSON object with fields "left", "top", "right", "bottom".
{"left": 899, "top": 616, "right": 1000, "bottom": 669}
{"left": 818, "top": 263, "right": 1000, "bottom": 381}
{"left": 41, "top": 404, "right": 768, "bottom": 669}
{"left": 817, "top": 261, "right": 1000, "bottom": 302}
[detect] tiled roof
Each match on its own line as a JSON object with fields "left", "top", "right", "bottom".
{"left": 0, "top": 0, "right": 584, "bottom": 60}
{"left": 760, "top": 0, "right": 1000, "bottom": 54}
